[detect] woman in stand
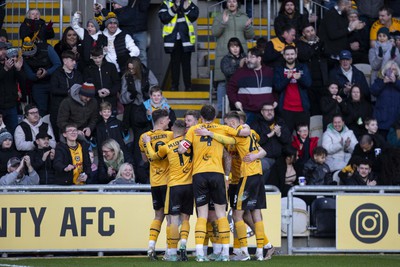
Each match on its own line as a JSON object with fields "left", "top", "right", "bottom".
{"left": 98, "top": 138, "right": 125, "bottom": 184}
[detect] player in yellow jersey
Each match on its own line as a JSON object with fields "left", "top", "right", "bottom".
{"left": 139, "top": 109, "right": 174, "bottom": 260}
{"left": 198, "top": 111, "right": 275, "bottom": 261}
{"left": 178, "top": 104, "right": 249, "bottom": 262}
{"left": 142, "top": 120, "right": 193, "bottom": 262}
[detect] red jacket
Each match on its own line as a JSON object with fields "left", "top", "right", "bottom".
{"left": 291, "top": 135, "right": 319, "bottom": 159}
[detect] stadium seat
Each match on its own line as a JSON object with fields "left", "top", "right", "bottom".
{"left": 332, "top": 170, "right": 341, "bottom": 185}
{"left": 281, "top": 197, "right": 309, "bottom": 237}
{"left": 309, "top": 115, "right": 323, "bottom": 145}
{"left": 354, "top": 63, "right": 372, "bottom": 86}
{"left": 310, "top": 197, "right": 336, "bottom": 237}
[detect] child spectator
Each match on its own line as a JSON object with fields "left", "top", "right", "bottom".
{"left": 364, "top": 117, "right": 387, "bottom": 149}
{"left": 28, "top": 131, "right": 56, "bottom": 185}
{"left": 0, "top": 155, "right": 39, "bottom": 185}
{"left": 369, "top": 27, "right": 394, "bottom": 83}
{"left": 19, "top": 8, "right": 54, "bottom": 43}
{"left": 0, "top": 129, "right": 21, "bottom": 177}
{"left": 141, "top": 86, "right": 176, "bottom": 128}
{"left": 83, "top": 47, "right": 120, "bottom": 114}
{"left": 303, "top": 146, "right": 333, "bottom": 185}
{"left": 292, "top": 123, "right": 319, "bottom": 172}
{"left": 320, "top": 82, "right": 343, "bottom": 130}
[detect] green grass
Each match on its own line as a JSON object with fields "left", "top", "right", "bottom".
{"left": 0, "top": 255, "right": 399, "bottom": 267}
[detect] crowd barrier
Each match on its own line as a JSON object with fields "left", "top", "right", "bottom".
{"left": 286, "top": 186, "right": 400, "bottom": 255}
{"left": 0, "top": 185, "right": 281, "bottom": 255}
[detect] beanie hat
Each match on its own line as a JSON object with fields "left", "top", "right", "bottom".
{"left": 105, "top": 12, "right": 119, "bottom": 27}
{"left": 0, "top": 130, "right": 13, "bottom": 145}
{"left": 87, "top": 18, "right": 100, "bottom": 33}
{"left": 377, "top": 27, "right": 390, "bottom": 38}
{"left": 113, "top": 0, "right": 129, "bottom": 7}
{"left": 21, "top": 37, "right": 37, "bottom": 57}
{"left": 79, "top": 82, "right": 96, "bottom": 97}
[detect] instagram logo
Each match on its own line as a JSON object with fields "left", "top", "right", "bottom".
{"left": 350, "top": 203, "right": 389, "bottom": 243}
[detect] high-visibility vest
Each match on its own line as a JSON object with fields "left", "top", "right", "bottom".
{"left": 162, "top": 0, "right": 196, "bottom": 44}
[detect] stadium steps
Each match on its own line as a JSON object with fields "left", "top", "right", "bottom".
{"left": 163, "top": 91, "right": 211, "bottom": 118}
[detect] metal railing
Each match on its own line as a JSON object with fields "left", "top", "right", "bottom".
{"left": 285, "top": 185, "right": 400, "bottom": 255}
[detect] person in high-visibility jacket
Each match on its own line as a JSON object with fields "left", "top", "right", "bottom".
{"left": 159, "top": 0, "right": 199, "bottom": 91}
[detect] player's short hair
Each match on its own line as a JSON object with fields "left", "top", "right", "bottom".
{"left": 313, "top": 146, "right": 327, "bottom": 157}
{"left": 200, "top": 104, "right": 216, "bottom": 121}
{"left": 173, "top": 119, "right": 186, "bottom": 131}
{"left": 184, "top": 110, "right": 200, "bottom": 120}
{"left": 152, "top": 109, "right": 169, "bottom": 124}
{"left": 224, "top": 111, "right": 241, "bottom": 122}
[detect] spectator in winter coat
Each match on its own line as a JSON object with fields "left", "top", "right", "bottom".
{"left": 0, "top": 155, "right": 39, "bottom": 186}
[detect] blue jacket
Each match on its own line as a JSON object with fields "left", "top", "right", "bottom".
{"left": 370, "top": 77, "right": 400, "bottom": 130}
{"left": 273, "top": 63, "right": 312, "bottom": 112}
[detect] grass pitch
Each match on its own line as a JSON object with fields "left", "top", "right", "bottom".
{"left": 0, "top": 255, "right": 399, "bottom": 267}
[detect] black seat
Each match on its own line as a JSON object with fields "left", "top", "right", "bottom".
{"left": 310, "top": 197, "right": 336, "bottom": 237}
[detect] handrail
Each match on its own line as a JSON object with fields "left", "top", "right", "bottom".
{"left": 286, "top": 186, "right": 400, "bottom": 255}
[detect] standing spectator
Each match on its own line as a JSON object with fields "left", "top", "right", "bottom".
{"left": 50, "top": 50, "right": 83, "bottom": 140}
{"left": 22, "top": 37, "right": 61, "bottom": 117}
{"left": 318, "top": 0, "right": 364, "bottom": 66}
{"left": 370, "top": 6, "right": 400, "bottom": 47}
{"left": 96, "top": 0, "right": 151, "bottom": 66}
{"left": 320, "top": 82, "right": 344, "bottom": 130}
{"left": 0, "top": 156, "right": 39, "bottom": 186}
{"left": 227, "top": 47, "right": 275, "bottom": 124}
{"left": 370, "top": 60, "right": 400, "bottom": 137}
{"left": 329, "top": 50, "right": 370, "bottom": 100}
{"left": 57, "top": 82, "right": 98, "bottom": 142}
{"left": 274, "top": 45, "right": 312, "bottom": 133}
{"left": 322, "top": 114, "right": 358, "bottom": 171}
{"left": 53, "top": 124, "right": 91, "bottom": 185}
{"left": 83, "top": 47, "right": 120, "bottom": 114}
{"left": 296, "top": 24, "right": 329, "bottom": 115}
{"left": 0, "top": 129, "right": 21, "bottom": 177}
{"left": 0, "top": 41, "right": 25, "bottom": 133}
{"left": 19, "top": 9, "right": 54, "bottom": 44}
{"left": 355, "top": 0, "right": 384, "bottom": 27}
{"left": 369, "top": 27, "right": 394, "bottom": 83}
{"left": 102, "top": 12, "right": 140, "bottom": 74}
{"left": 220, "top": 37, "right": 246, "bottom": 115}
{"left": 14, "top": 104, "right": 56, "bottom": 152}
{"left": 263, "top": 24, "right": 296, "bottom": 68}
{"left": 274, "top": 0, "right": 309, "bottom": 38}
{"left": 54, "top": 27, "right": 83, "bottom": 69}
{"left": 341, "top": 85, "right": 373, "bottom": 138}
{"left": 212, "top": 0, "right": 253, "bottom": 114}
{"left": 251, "top": 101, "right": 292, "bottom": 183}
{"left": 347, "top": 9, "right": 369, "bottom": 64}
{"left": 159, "top": 0, "right": 199, "bottom": 91}
{"left": 28, "top": 131, "right": 56, "bottom": 185}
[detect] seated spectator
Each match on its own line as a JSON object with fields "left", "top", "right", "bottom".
{"left": 274, "top": 0, "right": 308, "bottom": 38}
{"left": 251, "top": 101, "right": 292, "bottom": 183}
{"left": 109, "top": 162, "right": 137, "bottom": 186}
{"left": 268, "top": 146, "right": 300, "bottom": 197}
{"left": 303, "top": 146, "right": 333, "bottom": 185}
{"left": 53, "top": 124, "right": 91, "bottom": 185}
{"left": 369, "top": 27, "right": 394, "bottom": 83}
{"left": 320, "top": 82, "right": 344, "bottom": 130}
{"left": 341, "top": 85, "right": 373, "bottom": 138}
{"left": 341, "top": 158, "right": 378, "bottom": 185}
{"left": 54, "top": 27, "right": 83, "bottom": 70}
{"left": 347, "top": 9, "right": 369, "bottom": 64}
{"left": 57, "top": 82, "right": 98, "bottom": 143}
{"left": 370, "top": 60, "right": 400, "bottom": 137}
{"left": 263, "top": 24, "right": 296, "bottom": 68}
{"left": 22, "top": 37, "right": 61, "bottom": 116}
{"left": 370, "top": 6, "right": 400, "bottom": 48}
{"left": 322, "top": 114, "right": 358, "bottom": 171}
{"left": 328, "top": 50, "right": 370, "bottom": 101}
{"left": 364, "top": 117, "right": 387, "bottom": 149}
{"left": 0, "top": 156, "right": 39, "bottom": 185}
{"left": 50, "top": 50, "right": 83, "bottom": 140}
{"left": 98, "top": 138, "right": 125, "bottom": 184}
{"left": 83, "top": 47, "right": 120, "bottom": 114}
{"left": 292, "top": 123, "right": 319, "bottom": 172}
{"left": 14, "top": 104, "right": 56, "bottom": 152}
{"left": 71, "top": 11, "right": 106, "bottom": 68}
{"left": 19, "top": 8, "right": 54, "bottom": 43}
{"left": 0, "top": 129, "right": 21, "bottom": 177}
{"left": 28, "top": 131, "right": 55, "bottom": 185}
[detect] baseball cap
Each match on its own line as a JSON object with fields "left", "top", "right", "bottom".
{"left": 339, "top": 50, "right": 352, "bottom": 60}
